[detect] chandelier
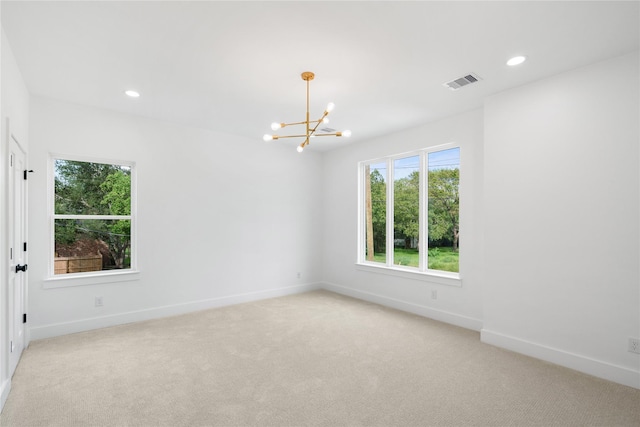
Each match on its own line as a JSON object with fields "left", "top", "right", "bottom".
{"left": 263, "top": 71, "right": 351, "bottom": 153}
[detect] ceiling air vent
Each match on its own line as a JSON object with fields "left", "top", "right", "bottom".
{"left": 443, "top": 73, "right": 482, "bottom": 91}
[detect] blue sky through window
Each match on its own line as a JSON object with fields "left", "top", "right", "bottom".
{"left": 394, "top": 156, "right": 419, "bottom": 180}
{"left": 429, "top": 147, "right": 460, "bottom": 171}
{"left": 368, "top": 147, "right": 460, "bottom": 181}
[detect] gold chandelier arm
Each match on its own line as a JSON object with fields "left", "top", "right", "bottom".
{"left": 280, "top": 120, "right": 307, "bottom": 127}
{"left": 280, "top": 119, "right": 327, "bottom": 128}
{"left": 272, "top": 134, "right": 310, "bottom": 139}
{"left": 317, "top": 110, "right": 330, "bottom": 122}
{"left": 308, "top": 113, "right": 328, "bottom": 136}
{"left": 271, "top": 131, "right": 345, "bottom": 141}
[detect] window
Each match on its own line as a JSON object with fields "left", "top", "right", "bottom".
{"left": 51, "top": 156, "right": 135, "bottom": 277}
{"left": 359, "top": 144, "right": 460, "bottom": 279}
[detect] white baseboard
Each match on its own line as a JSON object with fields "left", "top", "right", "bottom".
{"left": 320, "top": 281, "right": 483, "bottom": 331}
{"left": 0, "top": 379, "right": 10, "bottom": 413}
{"left": 29, "top": 282, "right": 321, "bottom": 340}
{"left": 481, "top": 329, "right": 640, "bottom": 390}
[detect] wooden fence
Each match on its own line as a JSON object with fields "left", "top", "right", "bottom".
{"left": 54, "top": 255, "right": 102, "bottom": 274}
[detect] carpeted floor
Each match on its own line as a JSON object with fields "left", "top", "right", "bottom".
{"left": 1, "top": 290, "right": 639, "bottom": 426}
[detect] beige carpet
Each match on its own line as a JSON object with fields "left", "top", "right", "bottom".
{"left": 1, "top": 290, "right": 639, "bottom": 426}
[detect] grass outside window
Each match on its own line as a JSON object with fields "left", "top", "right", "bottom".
{"left": 372, "top": 247, "right": 459, "bottom": 273}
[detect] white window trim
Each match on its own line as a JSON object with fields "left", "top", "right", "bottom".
{"left": 356, "top": 143, "right": 461, "bottom": 286}
{"left": 355, "top": 263, "right": 461, "bottom": 287}
{"left": 46, "top": 153, "right": 138, "bottom": 287}
{"left": 43, "top": 270, "right": 140, "bottom": 289}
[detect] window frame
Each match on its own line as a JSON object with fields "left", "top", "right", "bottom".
{"left": 45, "top": 153, "right": 138, "bottom": 287}
{"left": 357, "top": 143, "right": 461, "bottom": 286}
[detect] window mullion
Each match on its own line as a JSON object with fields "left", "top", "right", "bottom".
{"left": 54, "top": 214, "right": 132, "bottom": 220}
{"left": 419, "top": 152, "right": 427, "bottom": 272}
{"left": 386, "top": 158, "right": 394, "bottom": 267}
{"left": 358, "top": 164, "right": 365, "bottom": 264}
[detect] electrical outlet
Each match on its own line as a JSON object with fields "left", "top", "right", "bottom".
{"left": 431, "top": 290, "right": 437, "bottom": 300}
{"left": 629, "top": 338, "right": 640, "bottom": 354}
{"left": 95, "top": 297, "right": 103, "bottom": 307}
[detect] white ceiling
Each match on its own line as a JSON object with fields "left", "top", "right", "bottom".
{"left": 2, "top": 1, "right": 639, "bottom": 152}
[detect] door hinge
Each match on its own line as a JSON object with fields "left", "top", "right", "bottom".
{"left": 23, "top": 313, "right": 27, "bottom": 324}
{"left": 24, "top": 242, "right": 27, "bottom": 252}
{"left": 23, "top": 169, "right": 34, "bottom": 180}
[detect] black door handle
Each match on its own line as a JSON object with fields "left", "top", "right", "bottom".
{"left": 15, "top": 264, "right": 27, "bottom": 273}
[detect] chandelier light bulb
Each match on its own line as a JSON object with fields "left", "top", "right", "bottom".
{"left": 326, "top": 102, "right": 335, "bottom": 112}
{"left": 342, "top": 130, "right": 352, "bottom": 138}
{"left": 271, "top": 122, "right": 282, "bottom": 131}
{"left": 297, "top": 145, "right": 304, "bottom": 153}
{"left": 322, "top": 117, "right": 330, "bottom": 124}
{"left": 263, "top": 134, "right": 273, "bottom": 142}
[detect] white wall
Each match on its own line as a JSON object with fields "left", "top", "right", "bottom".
{"left": 0, "top": 28, "right": 30, "bottom": 409}
{"left": 482, "top": 52, "right": 640, "bottom": 388}
{"left": 1, "top": 32, "right": 29, "bottom": 146}
{"left": 27, "top": 97, "right": 323, "bottom": 339}
{"left": 321, "top": 109, "right": 485, "bottom": 331}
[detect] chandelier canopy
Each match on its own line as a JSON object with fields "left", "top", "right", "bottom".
{"left": 263, "top": 71, "right": 351, "bottom": 153}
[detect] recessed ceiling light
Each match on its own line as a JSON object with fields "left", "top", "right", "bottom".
{"left": 507, "top": 56, "right": 527, "bottom": 66}
{"left": 125, "top": 90, "right": 140, "bottom": 98}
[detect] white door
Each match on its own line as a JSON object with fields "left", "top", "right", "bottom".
{"left": 8, "top": 131, "right": 27, "bottom": 377}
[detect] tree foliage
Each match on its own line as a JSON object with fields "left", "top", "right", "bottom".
{"left": 100, "top": 171, "right": 131, "bottom": 215}
{"left": 428, "top": 168, "right": 459, "bottom": 250}
{"left": 368, "top": 168, "right": 387, "bottom": 254}
{"left": 394, "top": 171, "right": 419, "bottom": 248}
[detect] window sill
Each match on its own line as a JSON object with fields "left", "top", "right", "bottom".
{"left": 355, "top": 263, "right": 461, "bottom": 287}
{"left": 43, "top": 270, "right": 140, "bottom": 289}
